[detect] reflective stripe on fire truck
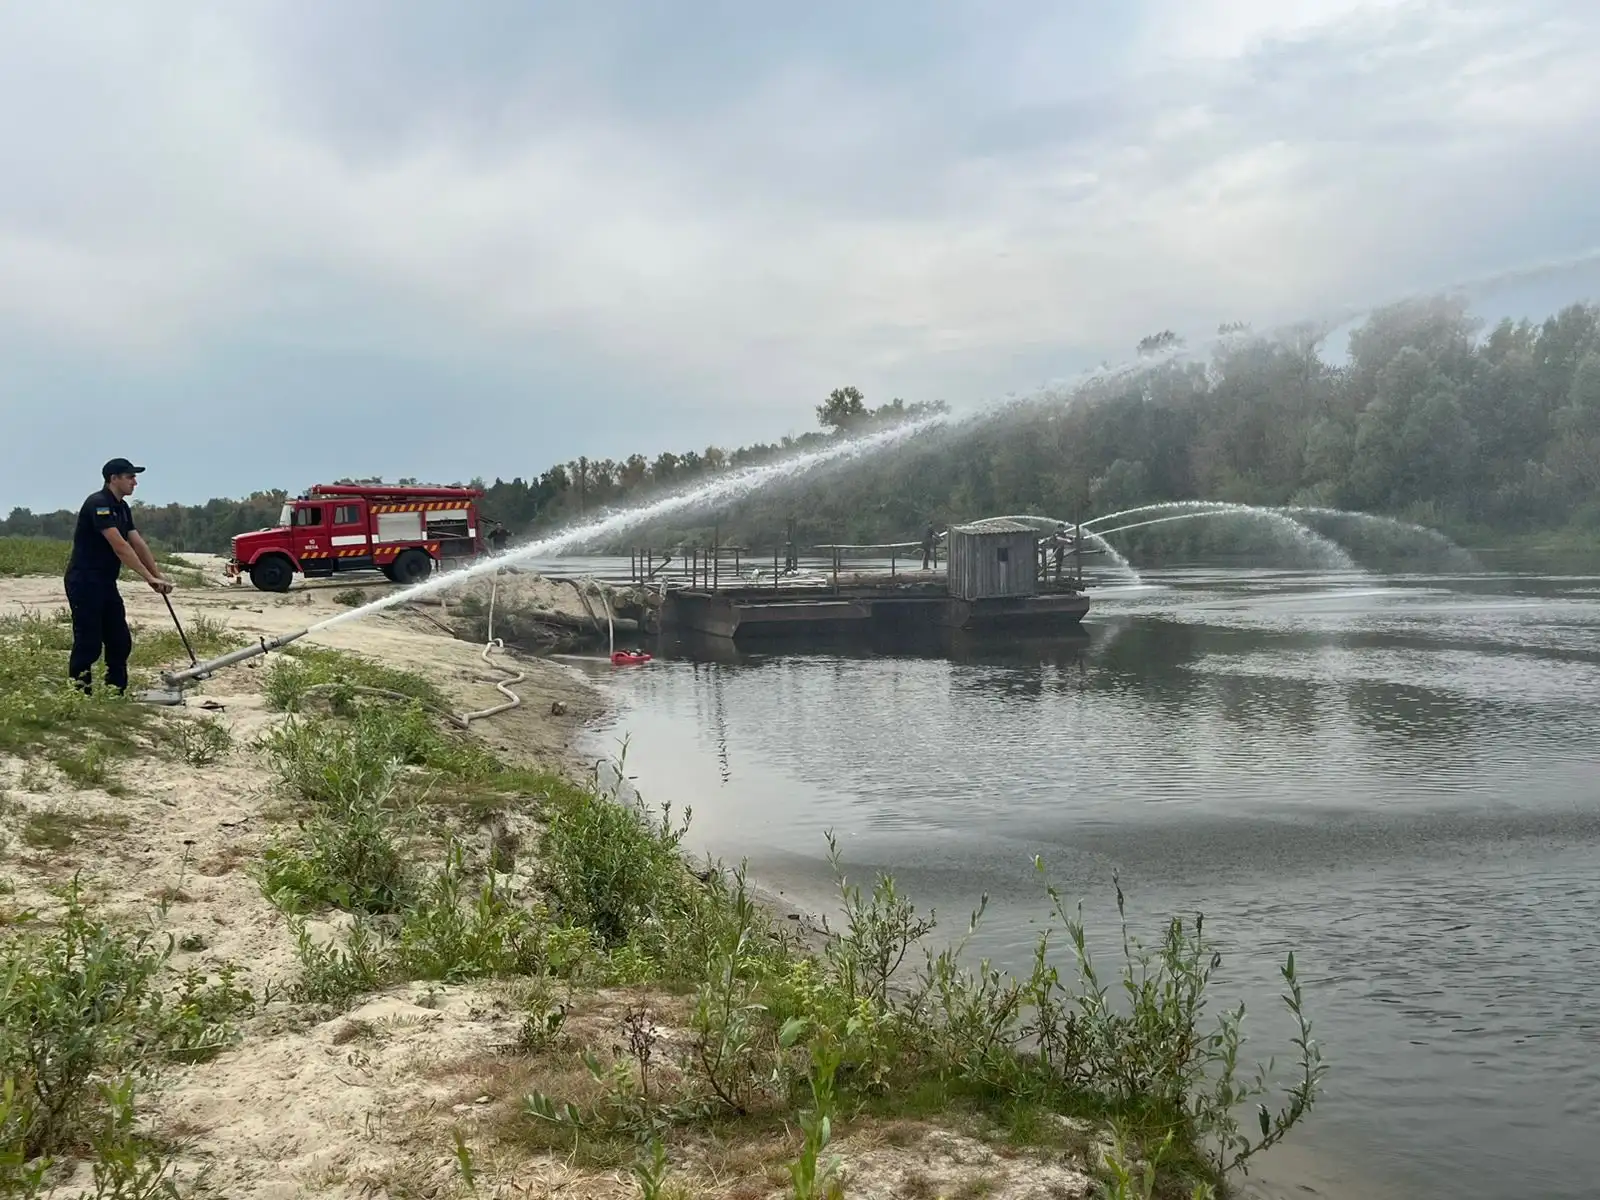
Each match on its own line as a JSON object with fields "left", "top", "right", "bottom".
{"left": 371, "top": 503, "right": 474, "bottom": 513}
{"left": 302, "top": 543, "right": 438, "bottom": 560}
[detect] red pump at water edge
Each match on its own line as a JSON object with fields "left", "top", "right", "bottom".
{"left": 611, "top": 649, "right": 653, "bottom": 666}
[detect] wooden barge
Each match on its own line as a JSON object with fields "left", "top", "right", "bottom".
{"left": 652, "top": 520, "right": 1091, "bottom": 643}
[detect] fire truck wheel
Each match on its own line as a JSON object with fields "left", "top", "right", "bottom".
{"left": 249, "top": 555, "right": 294, "bottom": 593}
{"left": 393, "top": 549, "right": 432, "bottom": 585}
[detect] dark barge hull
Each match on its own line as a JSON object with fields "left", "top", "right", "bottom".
{"left": 661, "top": 586, "right": 1090, "bottom": 641}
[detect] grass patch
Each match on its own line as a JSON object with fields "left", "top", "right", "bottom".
{"left": 131, "top": 610, "right": 239, "bottom": 670}
{"left": 0, "top": 613, "right": 154, "bottom": 765}
{"left": 277, "top": 847, "right": 562, "bottom": 1005}
{"left": 0, "top": 538, "right": 70, "bottom": 578}
{"left": 262, "top": 644, "right": 447, "bottom": 713}
{"left": 0, "top": 536, "right": 200, "bottom": 581}
{"left": 331, "top": 588, "right": 367, "bottom": 607}
{"left": 0, "top": 610, "right": 245, "bottom": 792}
{"left": 51, "top": 745, "right": 124, "bottom": 794}
{"left": 20, "top": 810, "right": 130, "bottom": 854}
{"left": 257, "top": 650, "right": 546, "bottom": 818}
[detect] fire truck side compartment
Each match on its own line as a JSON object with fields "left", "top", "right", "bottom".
{"left": 426, "top": 507, "right": 474, "bottom": 557}
{"left": 377, "top": 511, "right": 424, "bottom": 542}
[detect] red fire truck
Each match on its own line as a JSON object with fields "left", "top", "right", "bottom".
{"left": 227, "top": 483, "right": 486, "bottom": 592}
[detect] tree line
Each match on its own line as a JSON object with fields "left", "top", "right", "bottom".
{"left": 4, "top": 296, "right": 1598, "bottom": 557}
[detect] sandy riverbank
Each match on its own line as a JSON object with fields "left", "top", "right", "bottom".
{"left": 0, "top": 560, "right": 609, "bottom": 1195}
{"left": 3, "top": 560, "right": 1120, "bottom": 1199}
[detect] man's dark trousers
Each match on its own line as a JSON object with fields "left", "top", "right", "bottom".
{"left": 65, "top": 576, "right": 132, "bottom": 694}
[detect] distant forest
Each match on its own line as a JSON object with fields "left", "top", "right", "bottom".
{"left": 5, "top": 296, "right": 1599, "bottom": 558}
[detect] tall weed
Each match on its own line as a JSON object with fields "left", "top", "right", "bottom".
{"left": 691, "top": 924, "right": 773, "bottom": 1115}
{"left": 823, "top": 829, "right": 935, "bottom": 1009}
{"left": 779, "top": 1018, "right": 846, "bottom": 1200}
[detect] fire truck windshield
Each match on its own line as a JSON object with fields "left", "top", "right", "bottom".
{"left": 277, "top": 504, "right": 293, "bottom": 528}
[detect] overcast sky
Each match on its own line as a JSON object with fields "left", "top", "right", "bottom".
{"left": 3, "top": 0, "right": 1599, "bottom": 510}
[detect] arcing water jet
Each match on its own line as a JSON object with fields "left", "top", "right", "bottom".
{"left": 310, "top": 413, "right": 950, "bottom": 634}
{"left": 1083, "top": 502, "right": 1357, "bottom": 571}
{"left": 154, "top": 414, "right": 951, "bottom": 692}
{"left": 1084, "top": 500, "right": 1476, "bottom": 571}
{"left": 1279, "top": 506, "right": 1480, "bottom": 569}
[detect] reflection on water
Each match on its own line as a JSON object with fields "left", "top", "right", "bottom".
{"left": 577, "top": 568, "right": 1600, "bottom": 1200}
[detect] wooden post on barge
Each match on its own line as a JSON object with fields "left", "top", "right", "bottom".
{"left": 713, "top": 524, "right": 720, "bottom": 592}
{"left": 833, "top": 544, "right": 840, "bottom": 594}
{"left": 1075, "top": 522, "right": 1084, "bottom": 588}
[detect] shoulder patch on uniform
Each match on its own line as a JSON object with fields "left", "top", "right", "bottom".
{"left": 94, "top": 507, "right": 112, "bottom": 516}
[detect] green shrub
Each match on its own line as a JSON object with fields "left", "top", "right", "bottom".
{"left": 288, "top": 918, "right": 395, "bottom": 1007}
{"left": 0, "top": 885, "right": 249, "bottom": 1161}
{"left": 537, "top": 772, "right": 693, "bottom": 949}
{"left": 255, "top": 792, "right": 416, "bottom": 915}
{"left": 395, "top": 843, "right": 545, "bottom": 981}
{"left": 258, "top": 715, "right": 405, "bottom": 809}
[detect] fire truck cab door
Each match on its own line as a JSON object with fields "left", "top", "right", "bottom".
{"left": 293, "top": 503, "right": 328, "bottom": 554}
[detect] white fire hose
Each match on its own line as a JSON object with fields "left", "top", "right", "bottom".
{"left": 456, "top": 574, "right": 524, "bottom": 727}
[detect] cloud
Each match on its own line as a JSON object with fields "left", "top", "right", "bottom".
{"left": 2, "top": 1, "right": 1598, "bottom": 507}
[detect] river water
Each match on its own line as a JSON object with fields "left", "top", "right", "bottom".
{"left": 571, "top": 565, "right": 1600, "bottom": 1199}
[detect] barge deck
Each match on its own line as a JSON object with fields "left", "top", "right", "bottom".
{"left": 638, "top": 520, "right": 1096, "bottom": 645}
{"left": 659, "top": 574, "right": 1090, "bottom": 641}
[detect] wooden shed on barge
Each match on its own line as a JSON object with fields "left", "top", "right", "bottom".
{"left": 945, "top": 520, "right": 1040, "bottom": 600}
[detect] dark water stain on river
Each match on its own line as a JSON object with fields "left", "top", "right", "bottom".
{"left": 574, "top": 567, "right": 1600, "bottom": 1200}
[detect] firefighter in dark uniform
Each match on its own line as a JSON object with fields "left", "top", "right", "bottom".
{"left": 487, "top": 521, "right": 510, "bottom": 554}
{"left": 65, "top": 458, "right": 174, "bottom": 694}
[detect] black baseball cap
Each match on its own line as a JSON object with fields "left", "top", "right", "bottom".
{"left": 101, "top": 458, "right": 146, "bottom": 479}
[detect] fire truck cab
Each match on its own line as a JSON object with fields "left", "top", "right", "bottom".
{"left": 227, "top": 484, "right": 485, "bottom": 593}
